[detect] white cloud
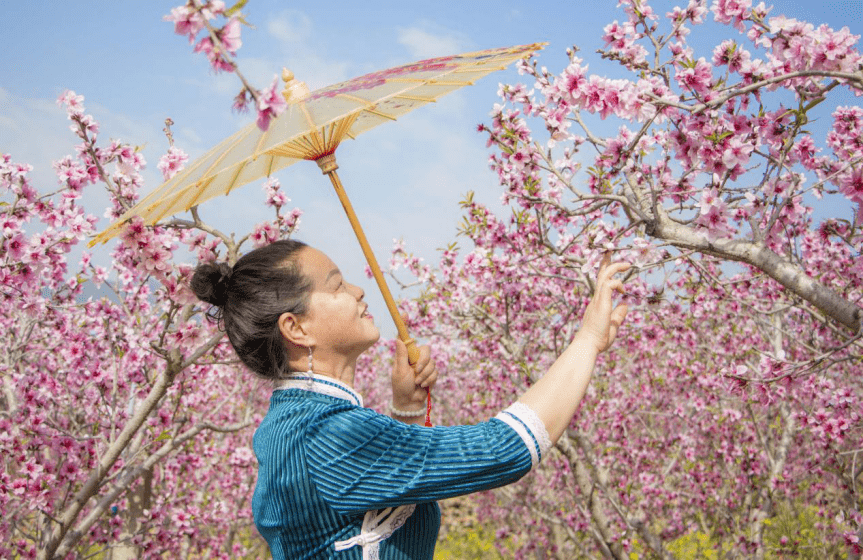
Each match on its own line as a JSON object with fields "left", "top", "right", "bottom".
{"left": 397, "top": 25, "right": 469, "bottom": 59}
{"left": 267, "top": 10, "right": 314, "bottom": 44}
{"left": 0, "top": 88, "right": 75, "bottom": 188}
{"left": 261, "top": 10, "right": 349, "bottom": 91}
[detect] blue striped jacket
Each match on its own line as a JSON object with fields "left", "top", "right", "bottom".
{"left": 252, "top": 373, "right": 550, "bottom": 559}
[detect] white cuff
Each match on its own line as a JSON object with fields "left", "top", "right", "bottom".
{"left": 495, "top": 402, "right": 552, "bottom": 468}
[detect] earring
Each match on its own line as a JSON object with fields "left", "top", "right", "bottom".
{"left": 307, "top": 346, "right": 314, "bottom": 374}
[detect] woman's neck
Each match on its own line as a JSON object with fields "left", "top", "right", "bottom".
{"left": 291, "top": 351, "right": 358, "bottom": 388}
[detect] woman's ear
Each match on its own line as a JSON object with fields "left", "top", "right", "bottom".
{"left": 278, "top": 312, "right": 314, "bottom": 347}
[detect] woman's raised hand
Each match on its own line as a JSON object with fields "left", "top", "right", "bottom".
{"left": 392, "top": 339, "right": 437, "bottom": 412}
{"left": 575, "top": 253, "right": 630, "bottom": 353}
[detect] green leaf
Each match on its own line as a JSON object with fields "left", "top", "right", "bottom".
{"left": 225, "top": 0, "right": 249, "bottom": 17}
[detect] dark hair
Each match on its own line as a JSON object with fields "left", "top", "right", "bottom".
{"left": 190, "top": 239, "right": 311, "bottom": 379}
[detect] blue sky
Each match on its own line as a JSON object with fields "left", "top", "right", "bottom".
{"left": 2, "top": 0, "right": 861, "bottom": 336}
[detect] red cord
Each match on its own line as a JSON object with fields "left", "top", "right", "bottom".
{"left": 424, "top": 388, "right": 433, "bottom": 427}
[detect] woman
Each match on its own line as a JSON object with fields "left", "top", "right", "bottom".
{"left": 191, "top": 239, "right": 628, "bottom": 559}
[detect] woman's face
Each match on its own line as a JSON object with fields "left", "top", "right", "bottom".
{"left": 296, "top": 247, "right": 380, "bottom": 357}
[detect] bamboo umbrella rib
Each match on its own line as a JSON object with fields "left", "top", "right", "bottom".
{"left": 330, "top": 95, "right": 397, "bottom": 128}
{"left": 362, "top": 107, "right": 397, "bottom": 121}
{"left": 336, "top": 93, "right": 379, "bottom": 107}
{"left": 384, "top": 78, "right": 437, "bottom": 84}
{"left": 251, "top": 114, "right": 276, "bottom": 161}
{"left": 265, "top": 113, "right": 359, "bottom": 161}
{"left": 181, "top": 175, "right": 218, "bottom": 213}
{"left": 315, "top": 127, "right": 332, "bottom": 155}
{"left": 307, "top": 131, "right": 327, "bottom": 156}
{"left": 303, "top": 127, "right": 322, "bottom": 156}
{"left": 145, "top": 182, "right": 193, "bottom": 218}
{"left": 199, "top": 126, "right": 256, "bottom": 183}
{"left": 451, "top": 65, "right": 508, "bottom": 73}
{"left": 327, "top": 114, "right": 357, "bottom": 152}
{"left": 266, "top": 144, "right": 310, "bottom": 159}
{"left": 265, "top": 154, "right": 276, "bottom": 177}
{"left": 431, "top": 80, "right": 474, "bottom": 87}
{"left": 302, "top": 134, "right": 322, "bottom": 155}
{"left": 145, "top": 185, "right": 193, "bottom": 225}
{"left": 324, "top": 121, "right": 341, "bottom": 151}
{"left": 299, "top": 103, "right": 325, "bottom": 154}
{"left": 268, "top": 137, "right": 317, "bottom": 159}
{"left": 385, "top": 78, "right": 472, "bottom": 86}
{"left": 222, "top": 160, "right": 249, "bottom": 197}
{"left": 393, "top": 95, "right": 436, "bottom": 102}
{"left": 93, "top": 225, "right": 117, "bottom": 244}
{"left": 150, "top": 173, "right": 214, "bottom": 223}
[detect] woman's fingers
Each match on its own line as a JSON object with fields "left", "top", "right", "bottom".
{"left": 418, "top": 365, "right": 437, "bottom": 389}
{"left": 607, "top": 302, "right": 629, "bottom": 345}
{"left": 414, "top": 345, "right": 436, "bottom": 388}
{"left": 393, "top": 339, "right": 409, "bottom": 374}
{"left": 605, "top": 279, "right": 625, "bottom": 297}
{"left": 579, "top": 255, "right": 631, "bottom": 352}
{"left": 598, "top": 261, "right": 631, "bottom": 286}
{"left": 594, "top": 263, "right": 630, "bottom": 308}
{"left": 413, "top": 344, "right": 431, "bottom": 373}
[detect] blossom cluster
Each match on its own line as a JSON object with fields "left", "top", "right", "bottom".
{"left": 459, "top": 0, "right": 863, "bottom": 556}
{"left": 165, "top": 1, "right": 240, "bottom": 73}
{"left": 165, "top": 1, "right": 287, "bottom": 131}
{"left": 1, "top": 91, "right": 279, "bottom": 558}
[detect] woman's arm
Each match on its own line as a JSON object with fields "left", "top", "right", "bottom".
{"left": 518, "top": 254, "right": 629, "bottom": 443}
{"left": 391, "top": 253, "right": 629, "bottom": 440}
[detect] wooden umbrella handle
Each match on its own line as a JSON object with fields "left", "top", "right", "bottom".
{"left": 316, "top": 155, "right": 420, "bottom": 365}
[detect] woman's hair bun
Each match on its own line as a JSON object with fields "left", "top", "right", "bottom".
{"left": 191, "top": 261, "right": 233, "bottom": 307}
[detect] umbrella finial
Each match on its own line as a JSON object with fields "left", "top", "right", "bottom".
{"left": 281, "top": 68, "right": 310, "bottom": 104}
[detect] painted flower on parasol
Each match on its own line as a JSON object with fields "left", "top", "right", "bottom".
{"left": 91, "top": 43, "right": 546, "bottom": 424}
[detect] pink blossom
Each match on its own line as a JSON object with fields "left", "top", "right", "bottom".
{"left": 721, "top": 138, "right": 754, "bottom": 169}
{"left": 712, "top": 40, "right": 751, "bottom": 73}
{"left": 56, "top": 90, "right": 85, "bottom": 116}
{"left": 219, "top": 17, "right": 242, "bottom": 55}
{"left": 839, "top": 168, "right": 863, "bottom": 204}
{"left": 675, "top": 57, "right": 713, "bottom": 95}
{"left": 555, "top": 62, "right": 588, "bottom": 106}
{"left": 164, "top": 5, "right": 205, "bottom": 42}
{"left": 192, "top": 36, "right": 233, "bottom": 73}
{"left": 256, "top": 76, "right": 288, "bottom": 131}
{"left": 696, "top": 189, "right": 735, "bottom": 238}
{"left": 711, "top": 0, "right": 751, "bottom": 30}
{"left": 232, "top": 89, "right": 251, "bottom": 113}
{"left": 262, "top": 177, "right": 287, "bottom": 207}
{"left": 157, "top": 146, "right": 189, "bottom": 181}
{"left": 250, "top": 221, "right": 279, "bottom": 247}
{"left": 92, "top": 266, "right": 109, "bottom": 286}
{"left": 53, "top": 156, "right": 91, "bottom": 191}
{"left": 5, "top": 234, "right": 26, "bottom": 260}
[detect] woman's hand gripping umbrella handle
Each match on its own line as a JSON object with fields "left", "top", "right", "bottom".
{"left": 317, "top": 154, "right": 432, "bottom": 425}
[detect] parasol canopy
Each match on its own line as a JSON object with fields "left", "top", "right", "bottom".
{"left": 91, "top": 43, "right": 545, "bottom": 245}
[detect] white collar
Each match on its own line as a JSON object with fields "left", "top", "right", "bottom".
{"left": 274, "top": 372, "right": 364, "bottom": 407}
